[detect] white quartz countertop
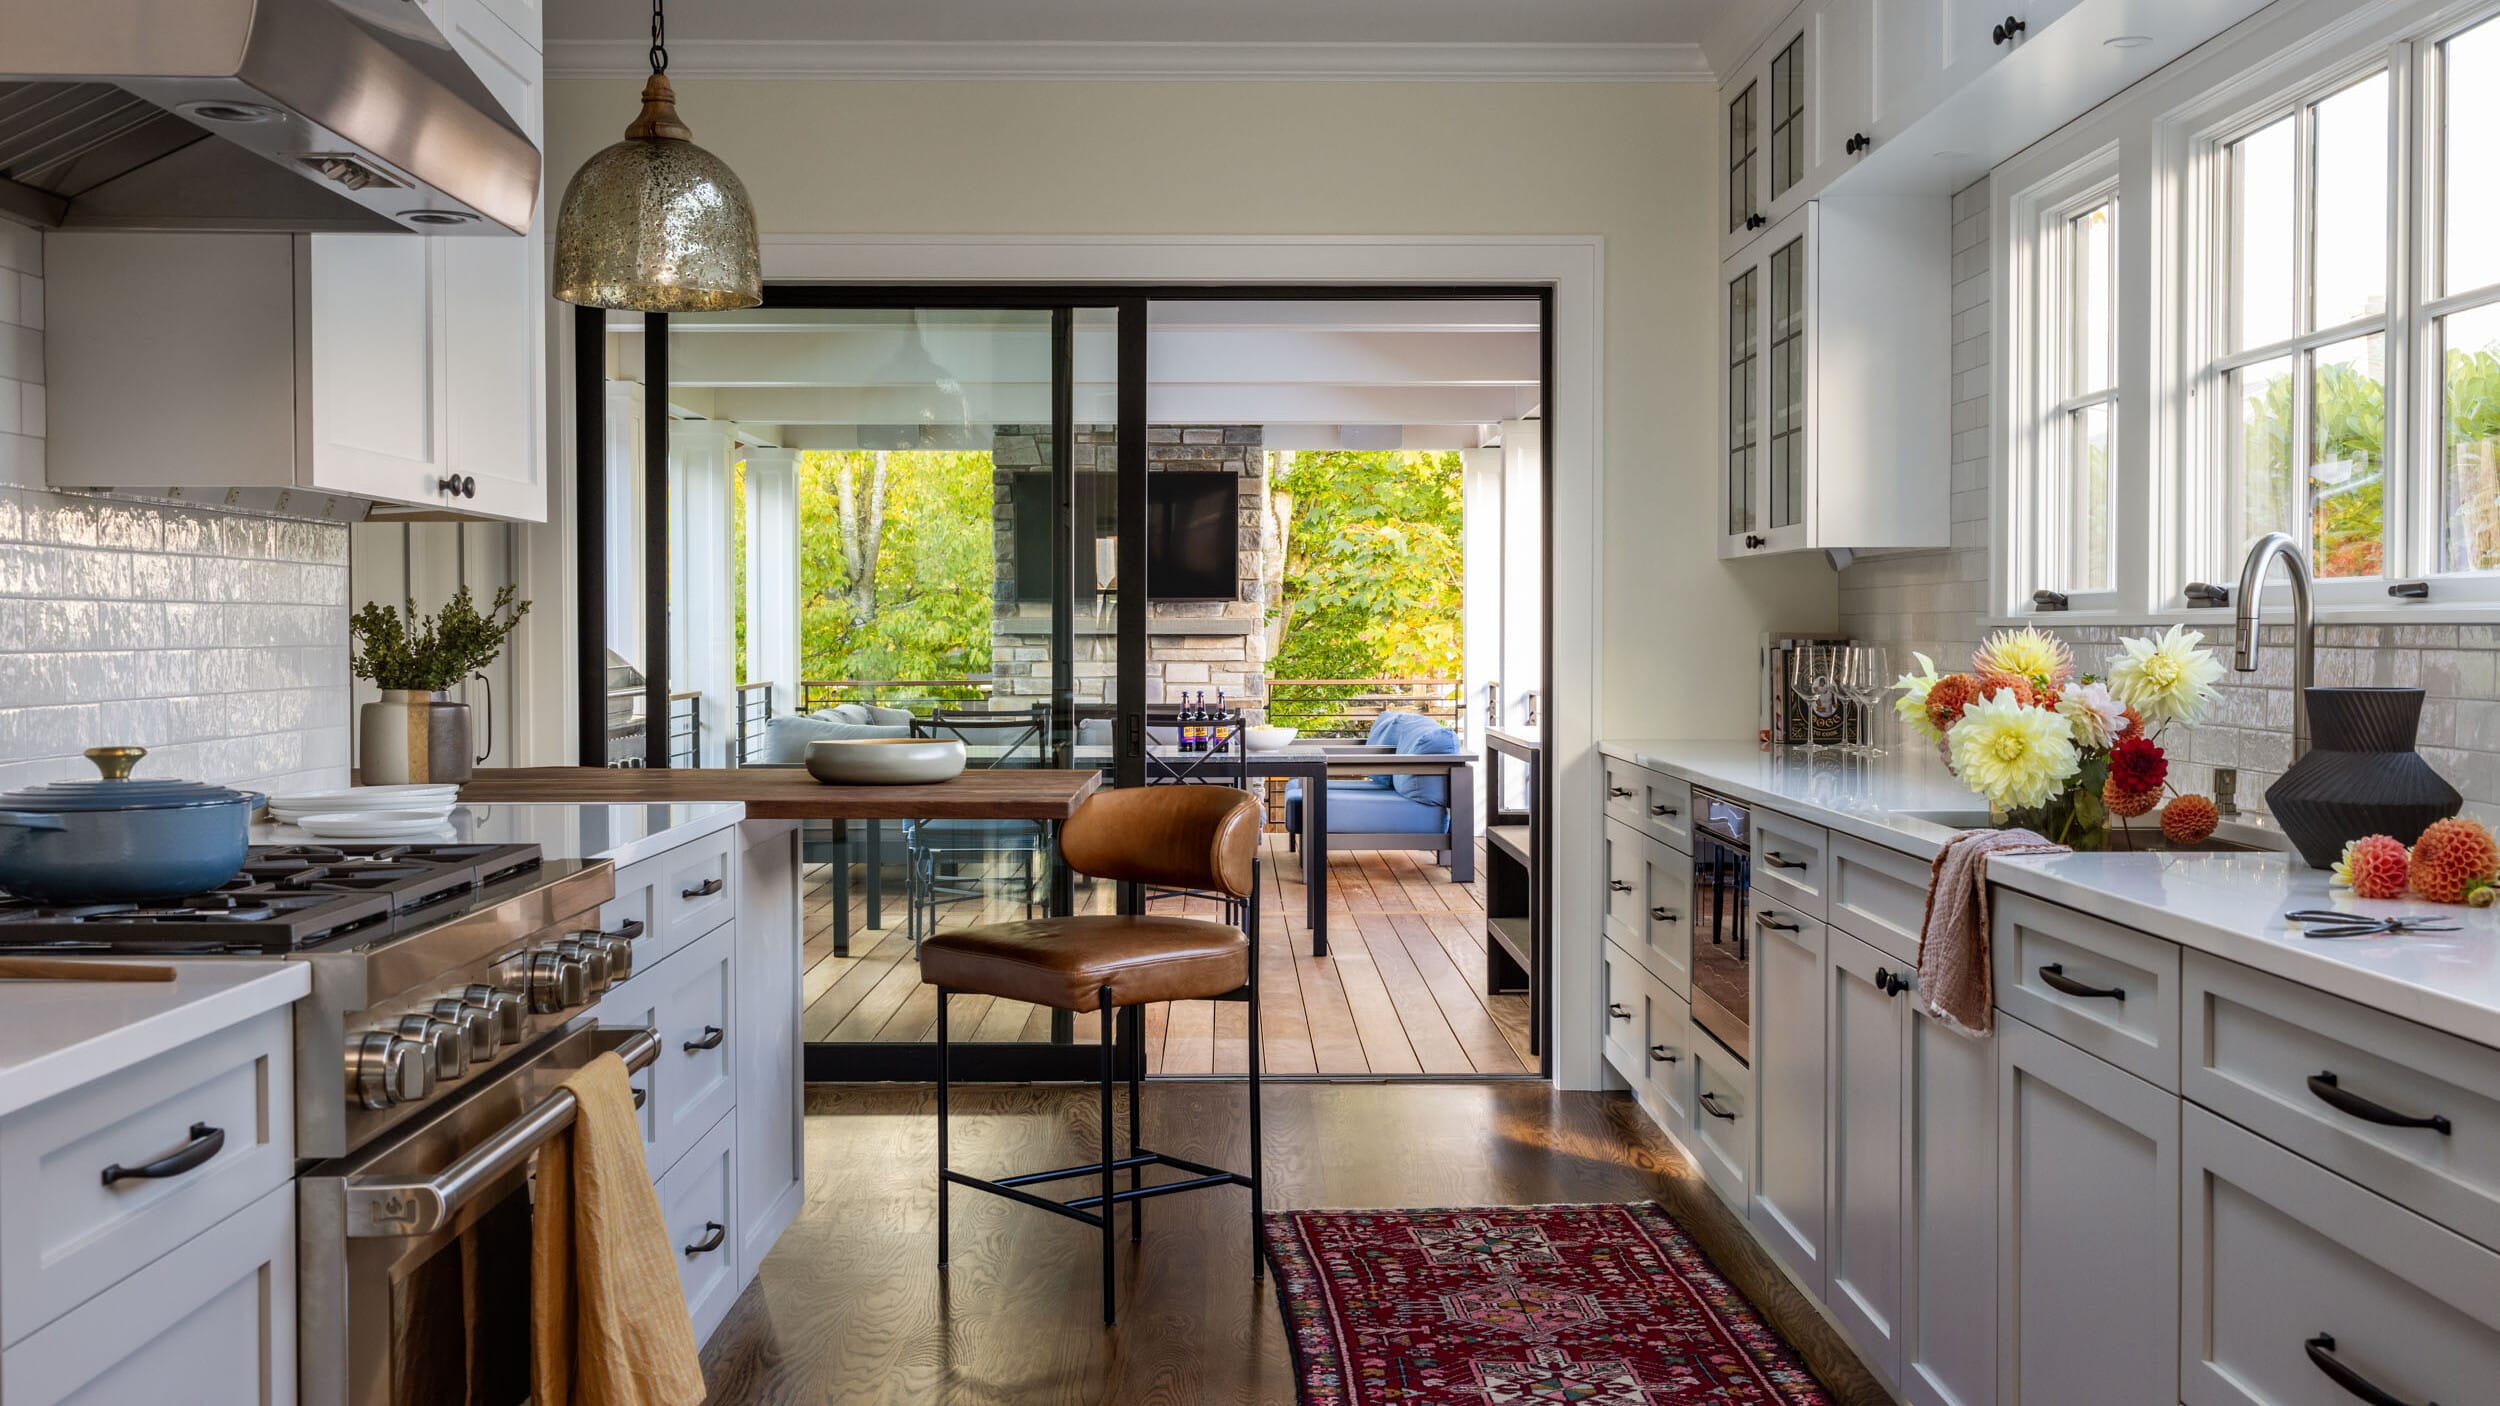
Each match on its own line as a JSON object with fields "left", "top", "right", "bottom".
{"left": 0, "top": 962, "right": 309, "bottom": 1120}
{"left": 251, "top": 801, "right": 747, "bottom": 865}
{"left": 1604, "top": 739, "right": 2500, "bottom": 1048}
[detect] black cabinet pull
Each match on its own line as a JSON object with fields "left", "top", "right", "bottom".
{"left": 632, "top": 1086, "right": 647, "bottom": 1109}
{"left": 1609, "top": 879, "right": 1633, "bottom": 893}
{"left": 1756, "top": 911, "right": 1800, "bottom": 932}
{"left": 2038, "top": 962, "right": 2124, "bottom": 1002}
{"left": 1699, "top": 1092, "right": 1738, "bottom": 1121}
{"left": 684, "top": 1221, "right": 727, "bottom": 1257}
{"left": 1992, "top": 15, "right": 2027, "bottom": 44}
{"left": 2308, "top": 1071, "right": 2451, "bottom": 1135}
{"left": 609, "top": 918, "right": 646, "bottom": 940}
{"left": 1649, "top": 905, "right": 1678, "bottom": 923}
{"left": 681, "top": 876, "right": 725, "bottom": 899}
{"left": 2304, "top": 1334, "right": 2430, "bottom": 1406}
{"left": 1743, "top": 532, "right": 1766, "bottom": 549}
{"left": 1845, "top": 132, "right": 1870, "bottom": 155}
{"left": 1608, "top": 1003, "right": 1632, "bottom": 1021}
{"left": 1608, "top": 786, "right": 1634, "bottom": 798}
{"left": 102, "top": 1123, "right": 225, "bottom": 1186}
{"left": 1650, "top": 803, "right": 1679, "bottom": 817}
{"left": 1648, "top": 1044, "right": 1679, "bottom": 1064}
{"left": 436, "top": 474, "right": 477, "bottom": 499}
{"left": 1760, "top": 850, "right": 1806, "bottom": 870}
{"left": 1872, "top": 968, "right": 1913, "bottom": 997}
{"left": 683, "top": 1024, "right": 725, "bottom": 1052}
{"left": 1744, "top": 213, "right": 1768, "bottom": 231}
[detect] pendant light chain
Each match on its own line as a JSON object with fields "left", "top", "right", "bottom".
{"left": 648, "top": 0, "right": 668, "bottom": 76}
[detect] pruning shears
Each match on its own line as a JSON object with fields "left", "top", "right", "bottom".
{"left": 2283, "top": 908, "right": 2464, "bottom": 940}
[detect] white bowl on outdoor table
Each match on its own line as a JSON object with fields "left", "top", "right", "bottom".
{"left": 806, "top": 737, "right": 968, "bottom": 785}
{"left": 1245, "top": 726, "right": 1300, "bottom": 751}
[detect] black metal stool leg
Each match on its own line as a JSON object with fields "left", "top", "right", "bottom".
{"left": 936, "top": 985, "right": 951, "bottom": 1268}
{"left": 1099, "top": 984, "right": 1117, "bottom": 1325}
{"left": 1248, "top": 863, "right": 1265, "bottom": 1279}
{"left": 1127, "top": 1003, "right": 1144, "bottom": 1243}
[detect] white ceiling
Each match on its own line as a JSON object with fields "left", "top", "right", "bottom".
{"left": 548, "top": 0, "right": 1740, "bottom": 47}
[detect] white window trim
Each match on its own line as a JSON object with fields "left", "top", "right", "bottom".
{"left": 1990, "top": 0, "right": 2500, "bottom": 627}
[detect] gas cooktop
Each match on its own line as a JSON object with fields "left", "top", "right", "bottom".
{"left": 0, "top": 842, "right": 549, "bottom": 954}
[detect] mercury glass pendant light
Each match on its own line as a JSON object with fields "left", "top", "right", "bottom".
{"left": 552, "top": 0, "right": 761, "bottom": 311}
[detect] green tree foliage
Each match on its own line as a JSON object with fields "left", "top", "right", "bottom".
{"left": 1268, "top": 450, "right": 1465, "bottom": 689}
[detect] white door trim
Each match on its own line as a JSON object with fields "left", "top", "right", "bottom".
{"left": 539, "top": 232, "right": 1609, "bottom": 1089}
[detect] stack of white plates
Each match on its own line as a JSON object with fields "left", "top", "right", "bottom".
{"left": 265, "top": 785, "right": 462, "bottom": 839}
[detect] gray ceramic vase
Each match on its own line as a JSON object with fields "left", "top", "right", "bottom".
{"left": 359, "top": 689, "right": 480, "bottom": 785}
{"left": 2264, "top": 687, "right": 2461, "bottom": 869}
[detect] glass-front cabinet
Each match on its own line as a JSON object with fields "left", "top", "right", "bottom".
{"left": 1721, "top": 0, "right": 1872, "bottom": 263}
{"left": 1720, "top": 200, "right": 1953, "bottom": 559}
{"left": 1724, "top": 209, "right": 1813, "bottom": 555}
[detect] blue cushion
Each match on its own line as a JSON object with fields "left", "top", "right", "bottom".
{"left": 760, "top": 713, "right": 911, "bottom": 763}
{"left": 1282, "top": 778, "right": 1449, "bottom": 836}
{"left": 1361, "top": 710, "right": 1458, "bottom": 806}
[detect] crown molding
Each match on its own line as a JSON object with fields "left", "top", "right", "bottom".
{"left": 544, "top": 38, "right": 1712, "bottom": 83}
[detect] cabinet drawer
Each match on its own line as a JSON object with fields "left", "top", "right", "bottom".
{"left": 1639, "top": 981, "right": 1697, "bottom": 1140}
{"left": 2185, "top": 951, "right": 2500, "bottom": 1250}
{"left": 1750, "top": 808, "right": 1829, "bottom": 918}
{"left": 1605, "top": 820, "right": 1692, "bottom": 997}
{"left": 2183, "top": 1103, "right": 2500, "bottom": 1406}
{"left": 1691, "top": 1039, "right": 1754, "bottom": 1211}
{"left": 1827, "top": 833, "right": 1931, "bottom": 966}
{"left": 1602, "top": 758, "right": 1648, "bottom": 830}
{"left": 0, "top": 1006, "right": 293, "bottom": 1347}
{"left": 652, "top": 922, "right": 737, "bottom": 1176}
{"left": 1992, "top": 889, "right": 2180, "bottom": 1091}
{"left": 595, "top": 874, "right": 657, "bottom": 974}
{"left": 658, "top": 1110, "right": 740, "bottom": 1345}
{"left": 2, "top": 1178, "right": 296, "bottom": 1405}
{"left": 641, "top": 828, "right": 738, "bottom": 960}
{"left": 1601, "top": 940, "right": 1648, "bottom": 1085}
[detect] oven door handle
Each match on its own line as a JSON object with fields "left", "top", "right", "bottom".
{"left": 341, "top": 1026, "right": 662, "bottom": 1239}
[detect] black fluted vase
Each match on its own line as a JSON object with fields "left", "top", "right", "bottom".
{"left": 2265, "top": 687, "right": 2461, "bottom": 869}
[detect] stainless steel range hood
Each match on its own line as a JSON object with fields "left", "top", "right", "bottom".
{"left": 0, "top": 0, "right": 539, "bottom": 235}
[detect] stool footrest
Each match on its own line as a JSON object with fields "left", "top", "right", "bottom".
{"left": 945, "top": 1150, "right": 1252, "bottom": 1225}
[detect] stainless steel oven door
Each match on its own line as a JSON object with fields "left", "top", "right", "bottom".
{"left": 298, "top": 1022, "right": 660, "bottom": 1406}
{"left": 1689, "top": 798, "right": 1752, "bottom": 1064}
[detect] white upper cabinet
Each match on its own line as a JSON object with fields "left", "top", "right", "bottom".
{"left": 1722, "top": 2, "right": 1876, "bottom": 261}
{"left": 1720, "top": 199, "right": 1951, "bottom": 558}
{"left": 40, "top": 2, "right": 546, "bottom": 522}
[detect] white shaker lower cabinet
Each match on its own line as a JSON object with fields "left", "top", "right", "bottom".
{"left": 1691, "top": 1039, "right": 1755, "bottom": 1209}
{"left": 656, "top": 1111, "right": 742, "bottom": 1346}
{"left": 1901, "top": 1000, "right": 1997, "bottom": 1406}
{"left": 1823, "top": 930, "right": 1908, "bottom": 1387}
{"left": 734, "top": 822, "right": 805, "bottom": 1275}
{"left": 1750, "top": 906, "right": 1828, "bottom": 1291}
{"left": 2182, "top": 1104, "right": 2500, "bottom": 1406}
{"left": 1, "top": 1180, "right": 296, "bottom": 1406}
{"left": 1996, "top": 1015, "right": 2179, "bottom": 1406}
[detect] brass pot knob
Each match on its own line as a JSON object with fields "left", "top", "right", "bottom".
{"left": 84, "top": 746, "right": 146, "bottom": 780}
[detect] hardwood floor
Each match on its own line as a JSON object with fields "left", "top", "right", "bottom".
{"left": 696, "top": 1082, "right": 1887, "bottom": 1405}
{"left": 799, "top": 834, "right": 1534, "bottom": 1076}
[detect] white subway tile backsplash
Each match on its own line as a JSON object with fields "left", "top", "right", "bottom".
{"left": 0, "top": 222, "right": 351, "bottom": 795}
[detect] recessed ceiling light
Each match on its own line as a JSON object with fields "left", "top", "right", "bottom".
{"left": 178, "top": 100, "right": 284, "bottom": 125}
{"left": 2105, "top": 34, "right": 2154, "bottom": 48}
{"left": 400, "top": 209, "right": 480, "bottom": 226}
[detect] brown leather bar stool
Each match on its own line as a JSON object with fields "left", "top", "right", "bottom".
{"left": 919, "top": 785, "right": 1265, "bottom": 1326}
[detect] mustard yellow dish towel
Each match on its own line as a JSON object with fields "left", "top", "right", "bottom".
{"left": 531, "top": 1051, "right": 706, "bottom": 1406}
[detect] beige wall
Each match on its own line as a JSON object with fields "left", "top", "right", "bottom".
{"left": 546, "top": 76, "right": 1838, "bottom": 740}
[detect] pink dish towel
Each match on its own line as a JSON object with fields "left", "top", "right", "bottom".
{"left": 1917, "top": 828, "right": 2068, "bottom": 1037}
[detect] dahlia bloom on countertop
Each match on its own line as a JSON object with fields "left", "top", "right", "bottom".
{"left": 1893, "top": 625, "right": 2226, "bottom": 848}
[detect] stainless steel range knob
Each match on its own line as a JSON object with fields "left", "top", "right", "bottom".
{"left": 573, "top": 924, "right": 637, "bottom": 983}
{"left": 349, "top": 1030, "right": 432, "bottom": 1110}
{"left": 460, "top": 984, "right": 526, "bottom": 1043}
{"left": 554, "top": 940, "right": 613, "bottom": 995}
{"left": 429, "top": 998, "right": 498, "bottom": 1061}
{"left": 395, "top": 1014, "right": 465, "bottom": 1081}
{"left": 526, "top": 950, "right": 590, "bottom": 1013}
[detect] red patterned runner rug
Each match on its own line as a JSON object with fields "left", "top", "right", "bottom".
{"left": 1263, "top": 1203, "right": 1836, "bottom": 1405}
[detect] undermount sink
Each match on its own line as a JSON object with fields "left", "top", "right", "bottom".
{"left": 1892, "top": 809, "right": 2275, "bottom": 854}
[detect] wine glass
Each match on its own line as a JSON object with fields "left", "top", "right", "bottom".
{"left": 1840, "top": 644, "right": 1890, "bottom": 756}
{"left": 1788, "top": 646, "right": 1840, "bottom": 753}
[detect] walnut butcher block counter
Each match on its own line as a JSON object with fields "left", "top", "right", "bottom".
{"left": 451, "top": 765, "right": 1103, "bottom": 820}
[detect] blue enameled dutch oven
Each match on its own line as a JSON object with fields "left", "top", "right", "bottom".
{"left": 0, "top": 747, "right": 264, "bottom": 902}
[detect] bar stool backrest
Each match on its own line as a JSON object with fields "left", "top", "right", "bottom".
{"left": 1060, "top": 786, "right": 1260, "bottom": 901}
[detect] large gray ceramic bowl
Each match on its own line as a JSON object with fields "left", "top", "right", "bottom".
{"left": 805, "top": 737, "right": 967, "bottom": 786}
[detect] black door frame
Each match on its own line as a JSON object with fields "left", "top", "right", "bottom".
{"left": 571, "top": 283, "right": 1556, "bottom": 1083}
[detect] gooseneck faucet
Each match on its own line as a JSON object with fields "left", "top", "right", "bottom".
{"left": 2232, "top": 531, "right": 2314, "bottom": 762}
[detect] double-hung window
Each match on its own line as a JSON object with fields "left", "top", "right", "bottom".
{"left": 2210, "top": 67, "right": 2394, "bottom": 583}
{"left": 2043, "top": 196, "right": 2118, "bottom": 595}
{"left": 2430, "top": 16, "right": 2500, "bottom": 573}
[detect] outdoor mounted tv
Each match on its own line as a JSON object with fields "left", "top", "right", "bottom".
{"left": 1010, "top": 472, "right": 1241, "bottom": 602}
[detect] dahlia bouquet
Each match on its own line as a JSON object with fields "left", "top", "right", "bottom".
{"left": 1892, "top": 625, "right": 2227, "bottom": 850}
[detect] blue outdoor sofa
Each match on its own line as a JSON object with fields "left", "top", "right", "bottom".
{"left": 1282, "top": 710, "right": 1476, "bottom": 883}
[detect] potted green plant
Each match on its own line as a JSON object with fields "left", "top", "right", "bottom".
{"left": 351, "top": 585, "right": 530, "bottom": 784}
